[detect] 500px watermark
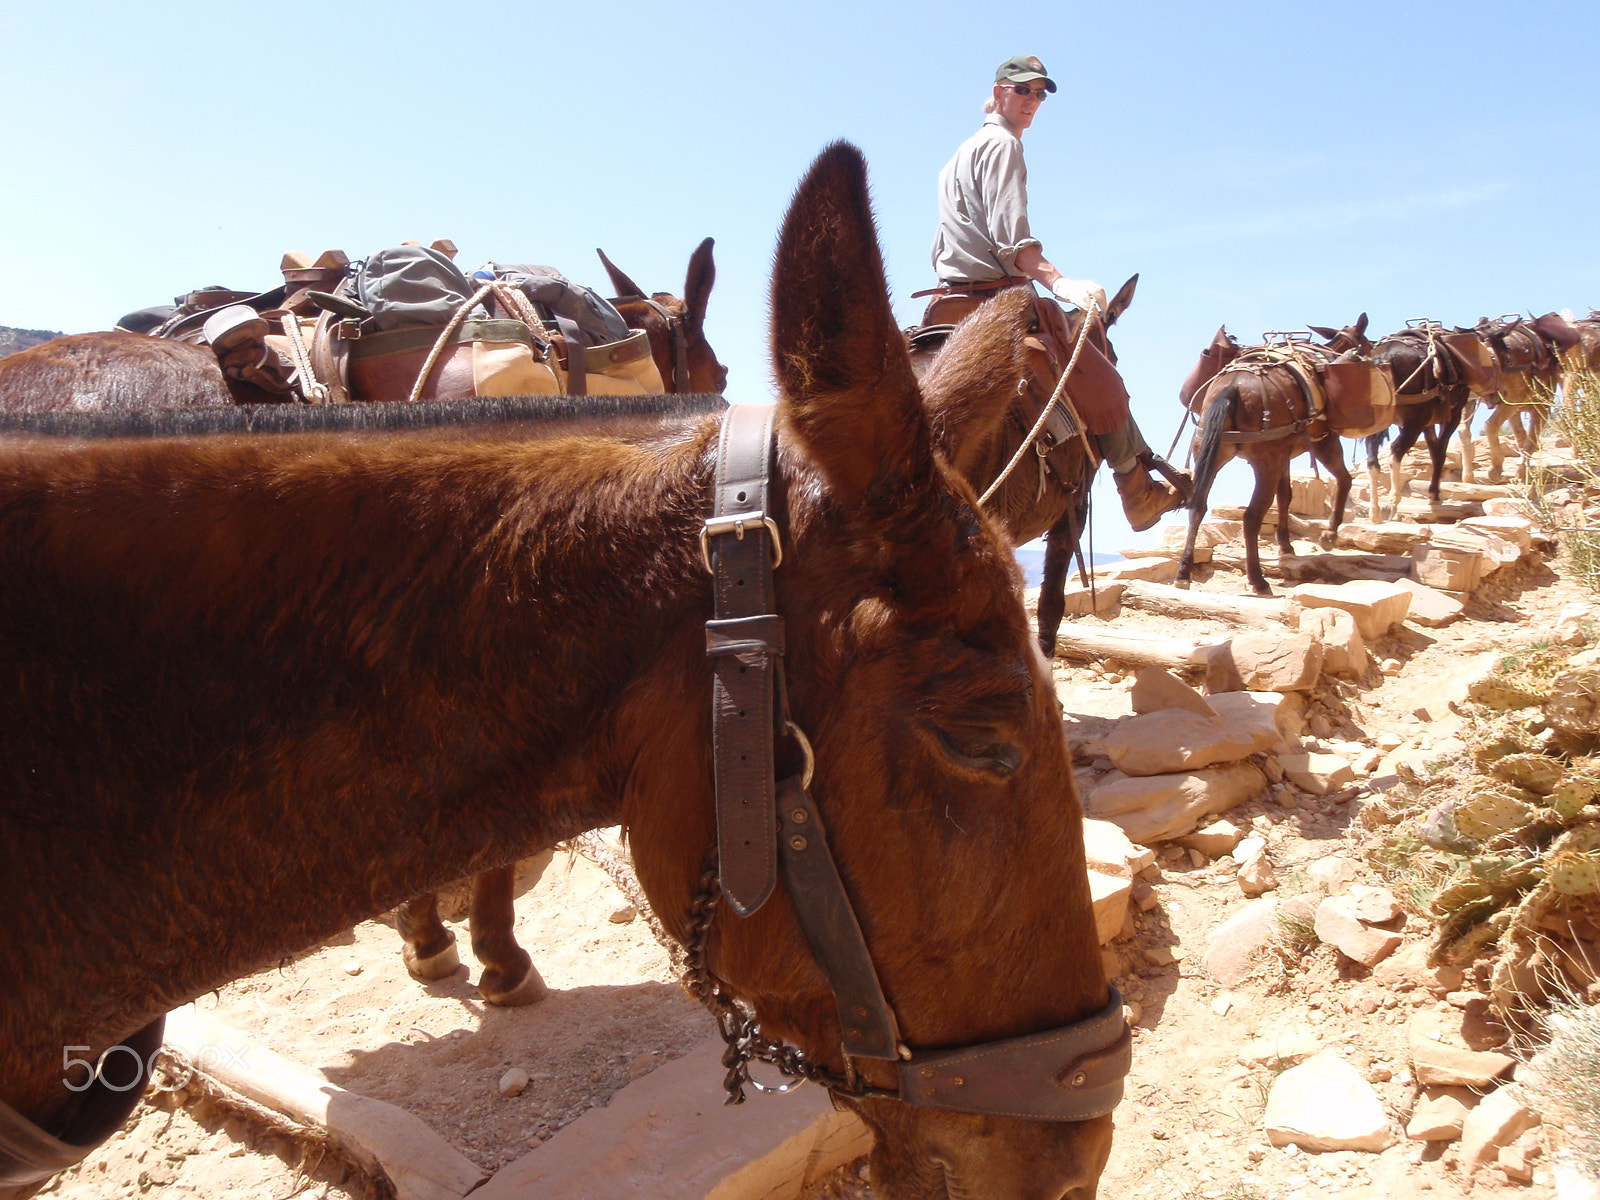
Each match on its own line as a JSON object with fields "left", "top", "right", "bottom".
{"left": 62, "top": 1044, "right": 247, "bottom": 1093}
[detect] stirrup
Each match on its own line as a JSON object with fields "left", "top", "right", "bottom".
{"left": 1141, "top": 452, "right": 1194, "bottom": 504}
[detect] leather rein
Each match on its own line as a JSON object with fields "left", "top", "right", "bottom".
{"left": 692, "top": 403, "right": 1131, "bottom": 1121}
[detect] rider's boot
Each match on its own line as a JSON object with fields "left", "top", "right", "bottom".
{"left": 202, "top": 305, "right": 298, "bottom": 396}
{"left": 1114, "top": 459, "right": 1185, "bottom": 532}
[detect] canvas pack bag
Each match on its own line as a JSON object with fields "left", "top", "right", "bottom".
{"left": 345, "top": 245, "right": 559, "bottom": 399}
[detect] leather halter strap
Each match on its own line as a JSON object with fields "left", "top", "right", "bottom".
{"left": 0, "top": 1016, "right": 165, "bottom": 1186}
{"left": 702, "top": 405, "right": 1132, "bottom": 1118}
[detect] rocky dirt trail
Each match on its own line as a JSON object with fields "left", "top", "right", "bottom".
{"left": 40, "top": 445, "right": 1599, "bottom": 1200}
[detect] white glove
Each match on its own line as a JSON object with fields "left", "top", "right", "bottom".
{"left": 1051, "top": 277, "right": 1108, "bottom": 314}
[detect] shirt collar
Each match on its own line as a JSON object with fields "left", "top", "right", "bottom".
{"left": 984, "top": 113, "right": 1022, "bottom": 138}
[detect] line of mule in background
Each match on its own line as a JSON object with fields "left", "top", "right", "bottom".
{"left": 1169, "top": 307, "right": 1595, "bottom": 595}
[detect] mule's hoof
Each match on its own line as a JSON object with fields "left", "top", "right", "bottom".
{"left": 480, "top": 964, "right": 549, "bottom": 1007}
{"left": 1173, "top": 578, "right": 1192, "bottom": 591}
{"left": 1316, "top": 530, "right": 1336, "bottom": 550}
{"left": 403, "top": 939, "right": 461, "bottom": 982}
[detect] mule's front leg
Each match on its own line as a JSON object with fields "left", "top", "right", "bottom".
{"left": 395, "top": 893, "right": 461, "bottom": 981}
{"left": 1458, "top": 400, "right": 1478, "bottom": 484}
{"left": 471, "top": 863, "right": 549, "bottom": 1006}
{"left": 1484, "top": 404, "right": 1508, "bottom": 482}
{"left": 1034, "top": 517, "right": 1077, "bottom": 657}
{"left": 1317, "top": 436, "right": 1351, "bottom": 548}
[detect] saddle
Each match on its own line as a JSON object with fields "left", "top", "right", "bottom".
{"left": 916, "top": 281, "right": 1131, "bottom": 437}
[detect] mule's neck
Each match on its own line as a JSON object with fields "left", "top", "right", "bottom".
{"left": 0, "top": 416, "right": 724, "bottom": 1126}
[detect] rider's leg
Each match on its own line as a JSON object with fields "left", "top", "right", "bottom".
{"left": 1098, "top": 416, "right": 1188, "bottom": 532}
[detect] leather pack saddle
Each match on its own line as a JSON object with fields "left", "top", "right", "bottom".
{"left": 918, "top": 280, "right": 1131, "bottom": 439}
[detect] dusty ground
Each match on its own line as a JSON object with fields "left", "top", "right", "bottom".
{"left": 38, "top": 492, "right": 1593, "bottom": 1200}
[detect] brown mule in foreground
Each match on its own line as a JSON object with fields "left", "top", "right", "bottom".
{"left": 0, "top": 249, "right": 726, "bottom": 1008}
{"left": 0, "top": 143, "right": 1121, "bottom": 1199}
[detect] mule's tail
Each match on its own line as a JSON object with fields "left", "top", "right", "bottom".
{"left": 1189, "top": 384, "right": 1236, "bottom": 515}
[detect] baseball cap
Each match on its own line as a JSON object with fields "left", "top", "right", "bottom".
{"left": 994, "top": 55, "right": 1057, "bottom": 93}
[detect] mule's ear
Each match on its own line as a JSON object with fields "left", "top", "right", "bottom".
{"left": 1356, "top": 313, "right": 1369, "bottom": 337}
{"left": 921, "top": 288, "right": 1031, "bottom": 478}
{"left": 1307, "top": 324, "right": 1337, "bottom": 341}
{"left": 595, "top": 247, "right": 645, "bottom": 299}
{"left": 1105, "top": 273, "right": 1138, "bottom": 326}
{"left": 771, "top": 142, "right": 929, "bottom": 502}
{"left": 1212, "top": 325, "right": 1231, "bottom": 349}
{"left": 684, "top": 237, "right": 715, "bottom": 331}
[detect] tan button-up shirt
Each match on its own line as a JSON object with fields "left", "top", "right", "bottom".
{"left": 930, "top": 114, "right": 1041, "bottom": 283}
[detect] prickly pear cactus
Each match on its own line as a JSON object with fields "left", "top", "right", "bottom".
{"left": 1546, "top": 667, "right": 1600, "bottom": 740}
{"left": 1452, "top": 788, "right": 1538, "bottom": 843}
{"left": 1490, "top": 752, "right": 1566, "bottom": 796}
{"left": 1471, "top": 718, "right": 1538, "bottom": 770}
{"left": 1546, "top": 849, "right": 1600, "bottom": 896}
{"left": 1550, "top": 759, "right": 1600, "bottom": 820}
{"left": 1468, "top": 672, "right": 1547, "bottom": 711}
{"left": 1491, "top": 822, "right": 1600, "bottom": 1019}
{"left": 1429, "top": 855, "right": 1539, "bottom": 917}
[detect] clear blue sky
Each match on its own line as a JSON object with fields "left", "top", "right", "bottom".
{"left": 4, "top": 0, "right": 1596, "bottom": 550}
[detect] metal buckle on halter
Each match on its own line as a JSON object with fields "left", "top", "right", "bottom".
{"left": 700, "top": 511, "right": 783, "bottom": 574}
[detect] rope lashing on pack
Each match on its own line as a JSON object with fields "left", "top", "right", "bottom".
{"left": 977, "top": 298, "right": 1101, "bottom": 507}
{"left": 408, "top": 281, "right": 555, "bottom": 405}
{"left": 277, "top": 314, "right": 329, "bottom": 404}
{"left": 1391, "top": 327, "right": 1442, "bottom": 398}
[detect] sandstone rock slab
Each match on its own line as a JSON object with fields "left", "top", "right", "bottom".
{"left": 1406, "top": 1086, "right": 1478, "bottom": 1141}
{"left": 1084, "top": 763, "right": 1268, "bottom": 846}
{"left": 1280, "top": 752, "right": 1357, "bottom": 796}
{"left": 1103, "top": 691, "right": 1288, "bottom": 776}
{"left": 1314, "top": 895, "right": 1401, "bottom": 967}
{"left": 1264, "top": 1051, "right": 1396, "bottom": 1152}
{"left": 1131, "top": 666, "right": 1215, "bottom": 716}
{"left": 1459, "top": 1086, "right": 1540, "bottom": 1172}
{"left": 1205, "top": 631, "right": 1324, "bottom": 694}
{"left": 1289, "top": 580, "right": 1412, "bottom": 640}
{"left": 1204, "top": 897, "right": 1282, "bottom": 986}
{"left": 1412, "top": 542, "right": 1486, "bottom": 591}
{"left": 1082, "top": 817, "right": 1156, "bottom": 879}
{"left": 1391, "top": 577, "right": 1466, "bottom": 627}
{"left": 1177, "top": 819, "right": 1243, "bottom": 858}
{"left": 1409, "top": 1010, "right": 1517, "bottom": 1088}
{"left": 1088, "top": 870, "right": 1131, "bottom": 945}
{"left": 1295, "top": 605, "right": 1368, "bottom": 678}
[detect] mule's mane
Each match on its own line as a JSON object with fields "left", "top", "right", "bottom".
{"left": 0, "top": 393, "right": 728, "bottom": 440}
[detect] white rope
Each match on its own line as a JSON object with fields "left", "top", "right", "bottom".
{"left": 407, "top": 281, "right": 553, "bottom": 405}
{"left": 977, "top": 299, "right": 1100, "bottom": 507}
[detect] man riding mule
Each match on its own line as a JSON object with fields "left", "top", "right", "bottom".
{"left": 920, "top": 54, "right": 1189, "bottom": 533}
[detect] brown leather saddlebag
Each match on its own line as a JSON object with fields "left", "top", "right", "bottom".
{"left": 1321, "top": 360, "right": 1396, "bottom": 437}
{"left": 1180, "top": 345, "right": 1227, "bottom": 412}
{"left": 1441, "top": 331, "right": 1503, "bottom": 395}
{"left": 346, "top": 319, "right": 561, "bottom": 401}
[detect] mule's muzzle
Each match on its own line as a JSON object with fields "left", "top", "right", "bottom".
{"left": 897, "top": 987, "right": 1131, "bottom": 1121}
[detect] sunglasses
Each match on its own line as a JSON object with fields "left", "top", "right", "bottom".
{"left": 1004, "top": 83, "right": 1049, "bottom": 100}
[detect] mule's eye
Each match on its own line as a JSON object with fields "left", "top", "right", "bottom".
{"left": 929, "top": 725, "right": 1023, "bottom": 778}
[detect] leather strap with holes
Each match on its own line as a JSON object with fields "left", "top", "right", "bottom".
{"left": 704, "top": 404, "right": 782, "bottom": 917}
